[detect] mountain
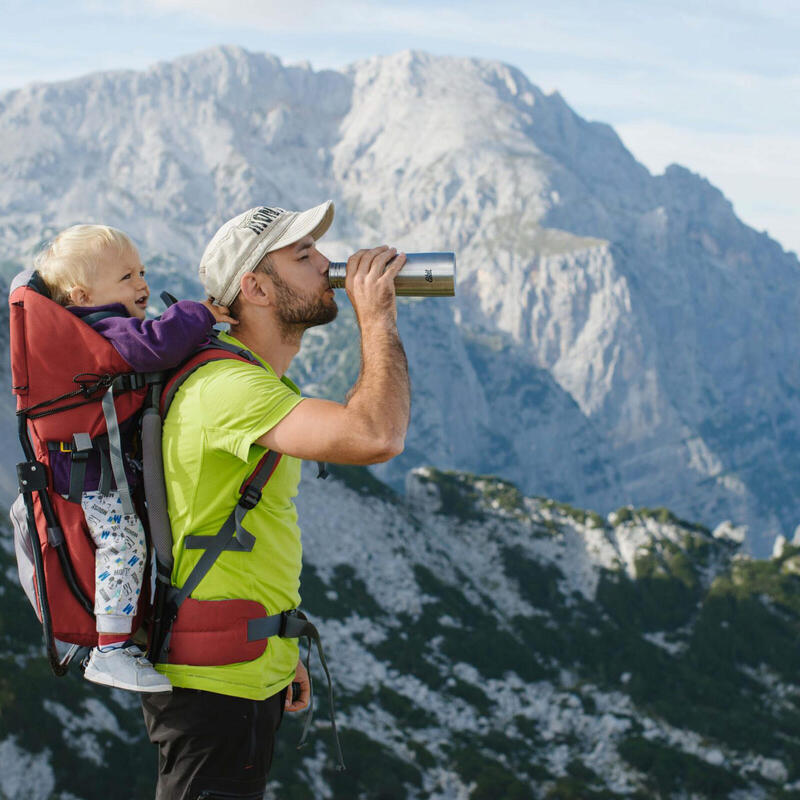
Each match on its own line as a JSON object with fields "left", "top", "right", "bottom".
{"left": 3, "top": 465, "right": 800, "bottom": 799}
{"left": 0, "top": 46, "right": 797, "bottom": 553}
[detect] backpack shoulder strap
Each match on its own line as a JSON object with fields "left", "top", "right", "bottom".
{"left": 167, "top": 448, "right": 282, "bottom": 612}
{"left": 160, "top": 337, "right": 259, "bottom": 417}
{"left": 80, "top": 309, "right": 121, "bottom": 327}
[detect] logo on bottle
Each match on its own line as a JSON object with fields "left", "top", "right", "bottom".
{"left": 425, "top": 269, "right": 433, "bottom": 283}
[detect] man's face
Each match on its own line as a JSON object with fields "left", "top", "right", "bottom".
{"left": 265, "top": 235, "right": 337, "bottom": 333}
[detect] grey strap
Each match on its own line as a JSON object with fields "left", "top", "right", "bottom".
{"left": 169, "top": 507, "right": 241, "bottom": 611}
{"left": 245, "top": 609, "right": 344, "bottom": 770}
{"left": 101, "top": 385, "right": 134, "bottom": 516}
{"left": 73, "top": 433, "right": 92, "bottom": 451}
{"left": 246, "top": 613, "right": 283, "bottom": 641}
{"left": 284, "top": 611, "right": 345, "bottom": 771}
{"left": 184, "top": 530, "right": 256, "bottom": 551}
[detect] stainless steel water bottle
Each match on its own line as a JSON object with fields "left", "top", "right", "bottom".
{"left": 327, "top": 252, "right": 456, "bottom": 297}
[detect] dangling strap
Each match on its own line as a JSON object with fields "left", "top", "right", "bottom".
{"left": 246, "top": 609, "right": 345, "bottom": 771}
{"left": 101, "top": 385, "right": 135, "bottom": 516}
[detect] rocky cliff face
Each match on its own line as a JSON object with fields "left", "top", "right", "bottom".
{"left": 1, "top": 46, "right": 798, "bottom": 552}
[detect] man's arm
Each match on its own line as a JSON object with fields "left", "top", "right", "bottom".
{"left": 256, "top": 247, "right": 410, "bottom": 465}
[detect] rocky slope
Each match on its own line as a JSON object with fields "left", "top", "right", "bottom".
{"left": 3, "top": 467, "right": 800, "bottom": 799}
{"left": 1, "top": 46, "right": 797, "bottom": 552}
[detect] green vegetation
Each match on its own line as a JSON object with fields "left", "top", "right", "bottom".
{"left": 326, "top": 462, "right": 398, "bottom": 504}
{"left": 299, "top": 562, "right": 385, "bottom": 621}
{"left": 413, "top": 468, "right": 486, "bottom": 522}
{"left": 542, "top": 499, "right": 605, "bottom": 528}
{"left": 376, "top": 685, "right": 438, "bottom": 729}
{"left": 449, "top": 745, "right": 537, "bottom": 800}
{"left": 370, "top": 565, "right": 550, "bottom": 687}
{"left": 323, "top": 728, "right": 422, "bottom": 798}
{"left": 612, "top": 505, "right": 711, "bottom": 535}
{"left": 618, "top": 736, "right": 744, "bottom": 796}
{"left": 414, "top": 468, "right": 532, "bottom": 521}
{"left": 478, "top": 477, "right": 526, "bottom": 515}
{"left": 545, "top": 777, "right": 622, "bottom": 799}
{"left": 503, "top": 545, "right": 565, "bottom": 609}
{"left": 0, "top": 655, "right": 155, "bottom": 799}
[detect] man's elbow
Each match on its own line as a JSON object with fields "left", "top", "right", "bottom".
{"left": 366, "top": 436, "right": 405, "bottom": 464}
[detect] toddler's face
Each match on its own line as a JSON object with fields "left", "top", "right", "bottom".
{"left": 80, "top": 248, "right": 150, "bottom": 319}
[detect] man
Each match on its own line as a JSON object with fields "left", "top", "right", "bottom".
{"left": 141, "top": 201, "right": 410, "bottom": 799}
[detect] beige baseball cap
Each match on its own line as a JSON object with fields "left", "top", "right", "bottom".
{"left": 199, "top": 200, "right": 335, "bottom": 307}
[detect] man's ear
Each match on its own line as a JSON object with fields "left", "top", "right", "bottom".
{"left": 68, "top": 285, "right": 91, "bottom": 306}
{"left": 240, "top": 271, "right": 272, "bottom": 307}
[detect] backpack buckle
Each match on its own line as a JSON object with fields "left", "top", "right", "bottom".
{"left": 279, "top": 609, "right": 297, "bottom": 638}
{"left": 113, "top": 373, "right": 145, "bottom": 392}
{"left": 239, "top": 484, "right": 262, "bottom": 510}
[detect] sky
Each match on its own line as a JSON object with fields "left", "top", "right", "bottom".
{"left": 3, "top": 0, "right": 798, "bottom": 255}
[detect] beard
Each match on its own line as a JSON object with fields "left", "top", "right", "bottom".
{"left": 270, "top": 270, "right": 338, "bottom": 340}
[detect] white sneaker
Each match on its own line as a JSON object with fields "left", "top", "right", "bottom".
{"left": 83, "top": 644, "right": 172, "bottom": 693}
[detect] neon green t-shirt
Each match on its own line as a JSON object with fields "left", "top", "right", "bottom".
{"left": 157, "top": 331, "right": 304, "bottom": 700}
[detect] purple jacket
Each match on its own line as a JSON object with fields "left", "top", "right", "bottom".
{"left": 69, "top": 300, "right": 216, "bottom": 371}
{"left": 50, "top": 300, "right": 216, "bottom": 495}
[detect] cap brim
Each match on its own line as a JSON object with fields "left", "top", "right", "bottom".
{"left": 266, "top": 200, "right": 335, "bottom": 253}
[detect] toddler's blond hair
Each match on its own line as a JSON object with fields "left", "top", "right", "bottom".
{"left": 35, "top": 224, "right": 139, "bottom": 306}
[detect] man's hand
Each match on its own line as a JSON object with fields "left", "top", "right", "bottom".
{"left": 344, "top": 246, "right": 406, "bottom": 325}
{"left": 285, "top": 659, "right": 310, "bottom": 712}
{"left": 201, "top": 298, "right": 238, "bottom": 326}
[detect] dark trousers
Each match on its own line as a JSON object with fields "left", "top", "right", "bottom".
{"left": 141, "top": 687, "right": 286, "bottom": 800}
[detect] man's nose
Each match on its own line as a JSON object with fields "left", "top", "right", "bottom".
{"left": 315, "top": 249, "right": 330, "bottom": 272}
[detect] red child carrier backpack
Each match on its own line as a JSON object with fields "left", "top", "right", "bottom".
{"left": 7, "top": 270, "right": 282, "bottom": 674}
{"left": 8, "top": 269, "right": 160, "bottom": 673}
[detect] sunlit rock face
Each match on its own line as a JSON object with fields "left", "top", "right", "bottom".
{"left": 1, "top": 46, "right": 799, "bottom": 553}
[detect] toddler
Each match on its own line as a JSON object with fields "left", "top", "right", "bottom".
{"left": 36, "top": 223, "right": 235, "bottom": 692}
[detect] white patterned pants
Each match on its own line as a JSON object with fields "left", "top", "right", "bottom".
{"left": 81, "top": 491, "right": 147, "bottom": 634}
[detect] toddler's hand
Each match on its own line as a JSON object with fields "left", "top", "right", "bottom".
{"left": 201, "top": 299, "right": 238, "bottom": 325}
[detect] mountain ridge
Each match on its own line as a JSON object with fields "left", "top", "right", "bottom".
{"left": 0, "top": 45, "right": 797, "bottom": 553}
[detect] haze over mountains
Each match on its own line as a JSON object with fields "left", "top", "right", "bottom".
{"left": 0, "top": 45, "right": 798, "bottom": 553}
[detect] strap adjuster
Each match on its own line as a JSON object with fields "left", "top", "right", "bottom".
{"left": 279, "top": 609, "right": 296, "bottom": 638}
{"left": 113, "top": 373, "right": 141, "bottom": 392}
{"left": 239, "top": 484, "right": 262, "bottom": 510}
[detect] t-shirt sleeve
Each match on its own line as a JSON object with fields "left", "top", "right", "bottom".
{"left": 198, "top": 362, "right": 303, "bottom": 462}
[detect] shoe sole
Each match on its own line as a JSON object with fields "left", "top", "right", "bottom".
{"left": 84, "top": 667, "right": 172, "bottom": 693}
